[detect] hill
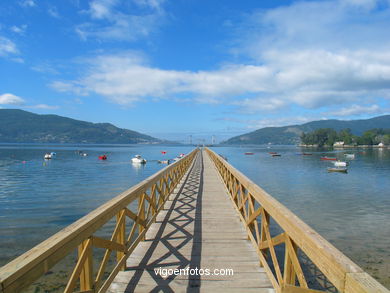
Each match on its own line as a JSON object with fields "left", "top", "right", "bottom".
{"left": 0, "top": 109, "right": 161, "bottom": 144}
{"left": 222, "top": 115, "right": 390, "bottom": 145}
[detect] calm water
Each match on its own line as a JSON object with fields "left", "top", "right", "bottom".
{"left": 0, "top": 144, "right": 194, "bottom": 266}
{"left": 0, "top": 144, "right": 389, "bottom": 287}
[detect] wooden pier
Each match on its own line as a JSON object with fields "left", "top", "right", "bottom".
{"left": 0, "top": 148, "right": 388, "bottom": 293}
{"left": 108, "top": 150, "right": 273, "bottom": 292}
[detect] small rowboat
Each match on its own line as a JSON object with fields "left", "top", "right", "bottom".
{"left": 268, "top": 152, "right": 277, "bottom": 154}
{"left": 272, "top": 154, "right": 281, "bottom": 157}
{"left": 245, "top": 152, "right": 254, "bottom": 155}
{"left": 321, "top": 157, "right": 337, "bottom": 161}
{"left": 328, "top": 167, "right": 348, "bottom": 173}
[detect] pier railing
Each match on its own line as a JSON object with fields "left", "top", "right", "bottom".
{"left": 0, "top": 148, "right": 198, "bottom": 293}
{"left": 206, "top": 148, "right": 388, "bottom": 293}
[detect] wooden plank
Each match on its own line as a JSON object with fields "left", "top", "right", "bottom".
{"left": 92, "top": 236, "right": 125, "bottom": 252}
{"left": 282, "top": 284, "right": 324, "bottom": 293}
{"left": 345, "top": 272, "right": 389, "bottom": 293}
{"left": 64, "top": 238, "right": 92, "bottom": 293}
{"left": 285, "top": 236, "right": 307, "bottom": 288}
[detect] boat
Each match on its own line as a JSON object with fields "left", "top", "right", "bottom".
{"left": 44, "top": 153, "right": 52, "bottom": 160}
{"left": 131, "top": 155, "right": 146, "bottom": 164}
{"left": 161, "top": 151, "right": 167, "bottom": 154}
{"left": 269, "top": 152, "right": 277, "bottom": 154}
{"left": 245, "top": 152, "right": 254, "bottom": 155}
{"left": 272, "top": 154, "right": 281, "bottom": 157}
{"left": 98, "top": 155, "right": 107, "bottom": 160}
{"left": 302, "top": 153, "right": 312, "bottom": 156}
{"left": 158, "top": 160, "right": 170, "bottom": 164}
{"left": 327, "top": 167, "right": 348, "bottom": 173}
{"left": 345, "top": 154, "right": 355, "bottom": 159}
{"left": 321, "top": 157, "right": 337, "bottom": 161}
{"left": 334, "top": 161, "right": 348, "bottom": 167}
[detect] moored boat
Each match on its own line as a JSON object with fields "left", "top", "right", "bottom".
{"left": 345, "top": 154, "right": 355, "bottom": 159}
{"left": 245, "top": 152, "right": 254, "bottom": 155}
{"left": 98, "top": 155, "right": 107, "bottom": 160}
{"left": 334, "top": 161, "right": 348, "bottom": 167}
{"left": 321, "top": 156, "right": 337, "bottom": 161}
{"left": 44, "top": 153, "right": 52, "bottom": 160}
{"left": 131, "top": 155, "right": 146, "bottom": 164}
{"left": 328, "top": 167, "right": 348, "bottom": 173}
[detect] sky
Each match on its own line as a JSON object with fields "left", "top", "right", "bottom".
{"left": 1, "top": 0, "right": 390, "bottom": 143}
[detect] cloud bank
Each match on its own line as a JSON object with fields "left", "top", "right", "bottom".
{"left": 53, "top": 0, "right": 390, "bottom": 120}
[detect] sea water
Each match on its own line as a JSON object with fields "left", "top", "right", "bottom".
{"left": 0, "top": 144, "right": 389, "bottom": 288}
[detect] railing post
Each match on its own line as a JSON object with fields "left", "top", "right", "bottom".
{"left": 260, "top": 210, "right": 270, "bottom": 267}
{"left": 138, "top": 193, "right": 146, "bottom": 241}
{"left": 116, "top": 209, "right": 126, "bottom": 271}
{"left": 78, "top": 238, "right": 93, "bottom": 291}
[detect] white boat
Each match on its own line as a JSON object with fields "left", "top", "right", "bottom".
{"left": 334, "top": 161, "right": 348, "bottom": 167}
{"left": 328, "top": 167, "right": 348, "bottom": 173}
{"left": 345, "top": 154, "right": 355, "bottom": 159}
{"left": 44, "top": 153, "right": 52, "bottom": 160}
{"left": 131, "top": 155, "right": 146, "bottom": 164}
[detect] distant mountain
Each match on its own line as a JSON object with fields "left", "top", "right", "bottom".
{"left": 222, "top": 115, "right": 390, "bottom": 145}
{"left": 0, "top": 109, "right": 162, "bottom": 144}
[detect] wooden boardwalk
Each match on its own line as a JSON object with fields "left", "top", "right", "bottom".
{"left": 109, "top": 150, "right": 274, "bottom": 292}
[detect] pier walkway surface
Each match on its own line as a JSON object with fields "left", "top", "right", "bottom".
{"left": 108, "top": 150, "right": 274, "bottom": 292}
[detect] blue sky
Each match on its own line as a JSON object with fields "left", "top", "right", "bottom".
{"left": 1, "top": 0, "right": 390, "bottom": 143}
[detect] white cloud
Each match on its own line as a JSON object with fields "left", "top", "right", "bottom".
{"left": 20, "top": 0, "right": 35, "bottom": 7}
{"left": 48, "top": 7, "right": 60, "bottom": 18}
{"left": 29, "top": 104, "right": 59, "bottom": 110}
{"left": 0, "top": 36, "right": 18, "bottom": 56}
{"left": 51, "top": 48, "right": 390, "bottom": 112}
{"left": 76, "top": 0, "right": 165, "bottom": 41}
{"left": 0, "top": 93, "right": 25, "bottom": 105}
{"left": 327, "top": 104, "right": 382, "bottom": 116}
{"left": 50, "top": 81, "right": 88, "bottom": 96}
{"left": 133, "top": 0, "right": 165, "bottom": 11}
{"left": 10, "top": 25, "right": 27, "bottom": 35}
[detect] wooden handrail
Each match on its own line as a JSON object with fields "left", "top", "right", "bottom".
{"left": 0, "top": 148, "right": 199, "bottom": 293}
{"left": 205, "top": 148, "right": 388, "bottom": 293}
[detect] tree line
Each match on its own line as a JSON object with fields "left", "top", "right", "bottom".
{"left": 300, "top": 128, "right": 390, "bottom": 147}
